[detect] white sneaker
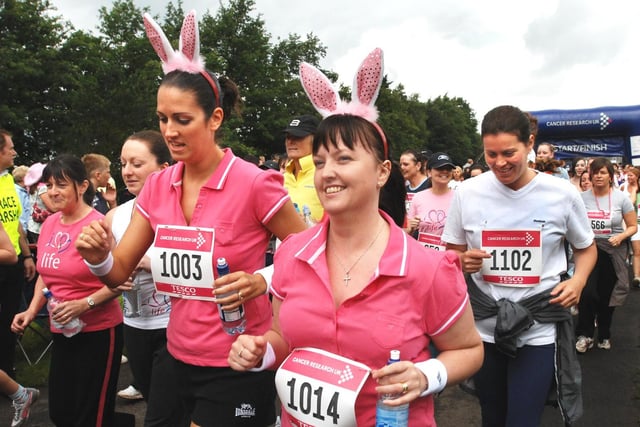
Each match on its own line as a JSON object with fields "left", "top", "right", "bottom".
{"left": 117, "top": 385, "right": 143, "bottom": 400}
{"left": 597, "top": 339, "right": 611, "bottom": 350}
{"left": 120, "top": 354, "right": 128, "bottom": 364}
{"left": 12, "top": 387, "right": 39, "bottom": 427}
{"left": 575, "top": 336, "right": 594, "bottom": 353}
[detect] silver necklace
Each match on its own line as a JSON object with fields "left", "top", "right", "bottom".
{"left": 332, "top": 224, "right": 384, "bottom": 286}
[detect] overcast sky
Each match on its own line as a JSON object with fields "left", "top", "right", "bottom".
{"left": 49, "top": 0, "right": 640, "bottom": 122}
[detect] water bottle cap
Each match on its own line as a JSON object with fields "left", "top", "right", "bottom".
{"left": 217, "top": 257, "right": 227, "bottom": 267}
{"left": 42, "top": 287, "right": 52, "bottom": 297}
{"left": 389, "top": 349, "right": 401, "bottom": 362}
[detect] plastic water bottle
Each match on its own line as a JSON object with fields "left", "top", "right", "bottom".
{"left": 302, "top": 205, "right": 315, "bottom": 227}
{"left": 376, "top": 350, "right": 409, "bottom": 427}
{"left": 123, "top": 275, "right": 142, "bottom": 318}
{"left": 216, "top": 258, "right": 246, "bottom": 335}
{"left": 42, "top": 287, "right": 84, "bottom": 338}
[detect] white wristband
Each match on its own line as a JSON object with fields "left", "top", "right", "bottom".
{"left": 84, "top": 252, "right": 114, "bottom": 276}
{"left": 249, "top": 342, "right": 276, "bottom": 372}
{"left": 254, "top": 264, "right": 274, "bottom": 295}
{"left": 415, "top": 358, "right": 448, "bottom": 396}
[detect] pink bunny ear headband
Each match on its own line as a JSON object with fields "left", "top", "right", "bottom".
{"left": 143, "top": 10, "right": 221, "bottom": 107}
{"left": 299, "top": 47, "right": 388, "bottom": 159}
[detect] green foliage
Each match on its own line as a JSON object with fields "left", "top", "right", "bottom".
{"left": 424, "top": 95, "right": 482, "bottom": 164}
{"left": 14, "top": 322, "right": 51, "bottom": 387}
{"left": 0, "top": 0, "right": 70, "bottom": 162}
{"left": 0, "top": 0, "right": 481, "bottom": 166}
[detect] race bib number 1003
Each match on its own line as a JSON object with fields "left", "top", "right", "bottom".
{"left": 149, "top": 225, "right": 215, "bottom": 300}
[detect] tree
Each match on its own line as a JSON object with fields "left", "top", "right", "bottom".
{"left": 0, "top": 0, "right": 482, "bottom": 166}
{"left": 424, "top": 95, "right": 481, "bottom": 164}
{"left": 376, "top": 80, "right": 430, "bottom": 158}
{"left": 200, "top": 0, "right": 328, "bottom": 157}
{"left": 0, "top": 0, "right": 70, "bottom": 162}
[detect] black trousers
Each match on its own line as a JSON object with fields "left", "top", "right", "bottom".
{"left": 123, "top": 325, "right": 186, "bottom": 426}
{"left": 576, "top": 247, "right": 617, "bottom": 340}
{"left": 49, "top": 324, "right": 123, "bottom": 427}
{"left": 0, "top": 261, "right": 25, "bottom": 377}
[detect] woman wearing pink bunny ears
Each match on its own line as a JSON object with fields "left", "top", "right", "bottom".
{"left": 75, "top": 10, "right": 305, "bottom": 427}
{"left": 228, "top": 48, "right": 483, "bottom": 426}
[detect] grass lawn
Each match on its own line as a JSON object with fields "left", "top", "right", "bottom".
{"left": 14, "top": 320, "right": 51, "bottom": 387}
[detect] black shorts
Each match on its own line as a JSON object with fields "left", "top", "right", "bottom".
{"left": 173, "top": 355, "right": 276, "bottom": 426}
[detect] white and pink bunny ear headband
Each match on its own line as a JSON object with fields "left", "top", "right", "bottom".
{"left": 299, "top": 47, "right": 388, "bottom": 159}
{"left": 143, "top": 10, "right": 221, "bottom": 107}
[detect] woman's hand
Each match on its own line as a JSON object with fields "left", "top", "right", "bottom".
{"left": 228, "top": 335, "right": 268, "bottom": 371}
{"left": 406, "top": 216, "right": 420, "bottom": 233}
{"left": 113, "top": 277, "right": 134, "bottom": 293}
{"left": 214, "top": 272, "right": 267, "bottom": 310}
{"left": 608, "top": 234, "right": 625, "bottom": 247}
{"left": 371, "top": 361, "right": 428, "bottom": 405}
{"left": 49, "top": 299, "right": 88, "bottom": 325}
{"left": 75, "top": 219, "right": 112, "bottom": 265}
{"left": 460, "top": 248, "right": 492, "bottom": 273}
{"left": 550, "top": 276, "right": 584, "bottom": 307}
{"left": 23, "top": 257, "right": 36, "bottom": 281}
{"left": 102, "top": 182, "right": 117, "bottom": 208}
{"left": 135, "top": 255, "right": 151, "bottom": 274}
{"left": 11, "top": 310, "right": 35, "bottom": 334}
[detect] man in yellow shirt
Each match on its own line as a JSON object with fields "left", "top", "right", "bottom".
{"left": 0, "top": 129, "right": 36, "bottom": 377}
{"left": 283, "top": 115, "right": 323, "bottom": 222}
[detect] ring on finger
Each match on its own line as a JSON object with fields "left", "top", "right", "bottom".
{"left": 238, "top": 290, "right": 244, "bottom": 300}
{"left": 79, "top": 233, "right": 85, "bottom": 240}
{"left": 238, "top": 347, "right": 245, "bottom": 359}
{"left": 401, "top": 382, "right": 409, "bottom": 394}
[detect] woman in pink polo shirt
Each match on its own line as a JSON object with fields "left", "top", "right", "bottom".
{"left": 76, "top": 11, "right": 305, "bottom": 427}
{"left": 228, "top": 49, "right": 483, "bottom": 427}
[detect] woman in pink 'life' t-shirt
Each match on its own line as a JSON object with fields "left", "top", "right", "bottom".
{"left": 12, "top": 154, "right": 124, "bottom": 426}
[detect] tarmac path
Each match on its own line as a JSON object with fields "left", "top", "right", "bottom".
{"left": 3, "top": 288, "right": 639, "bottom": 426}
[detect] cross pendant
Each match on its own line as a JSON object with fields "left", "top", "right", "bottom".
{"left": 343, "top": 273, "right": 351, "bottom": 286}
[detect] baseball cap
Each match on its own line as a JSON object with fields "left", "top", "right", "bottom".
{"left": 259, "top": 160, "right": 279, "bottom": 171}
{"left": 284, "top": 115, "right": 319, "bottom": 137}
{"left": 428, "top": 152, "right": 455, "bottom": 169}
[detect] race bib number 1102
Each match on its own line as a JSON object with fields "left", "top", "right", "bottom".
{"left": 481, "top": 229, "right": 542, "bottom": 287}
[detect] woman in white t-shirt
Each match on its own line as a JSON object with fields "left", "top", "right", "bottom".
{"left": 442, "top": 105, "right": 596, "bottom": 427}
{"left": 103, "top": 130, "right": 184, "bottom": 425}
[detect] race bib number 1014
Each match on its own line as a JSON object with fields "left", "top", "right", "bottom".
{"left": 275, "top": 348, "right": 371, "bottom": 427}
